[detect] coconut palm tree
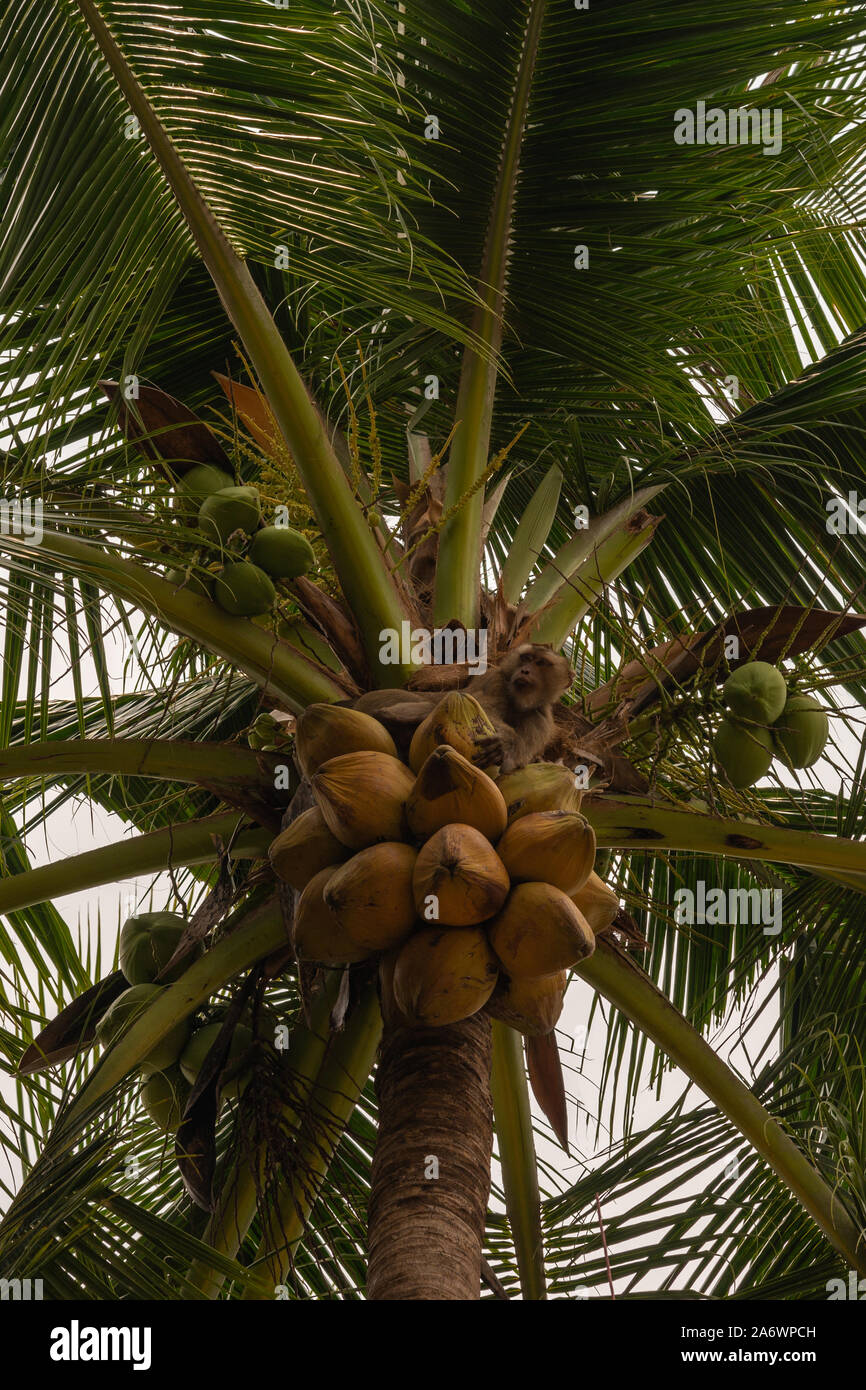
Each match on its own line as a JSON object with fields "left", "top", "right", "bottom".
{"left": 1, "top": 0, "right": 865, "bottom": 1300}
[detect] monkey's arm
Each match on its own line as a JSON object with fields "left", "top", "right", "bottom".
{"left": 474, "top": 723, "right": 521, "bottom": 773}
{"left": 353, "top": 688, "right": 438, "bottom": 734}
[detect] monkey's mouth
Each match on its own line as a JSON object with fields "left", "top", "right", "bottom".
{"left": 512, "top": 674, "right": 534, "bottom": 689}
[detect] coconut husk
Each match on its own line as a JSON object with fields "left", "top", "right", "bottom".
{"left": 406, "top": 746, "right": 507, "bottom": 842}
{"left": 488, "top": 882, "right": 595, "bottom": 977}
{"left": 378, "top": 948, "right": 410, "bottom": 1027}
{"left": 484, "top": 970, "right": 567, "bottom": 1036}
{"left": 392, "top": 926, "right": 500, "bottom": 1027}
{"left": 311, "top": 750, "right": 415, "bottom": 848}
{"left": 293, "top": 867, "right": 374, "bottom": 967}
{"left": 497, "top": 763, "right": 583, "bottom": 823}
{"left": 497, "top": 810, "right": 595, "bottom": 896}
{"left": 408, "top": 692, "right": 497, "bottom": 773}
{"left": 323, "top": 842, "right": 418, "bottom": 950}
{"left": 412, "top": 823, "right": 509, "bottom": 926}
{"left": 570, "top": 870, "right": 620, "bottom": 935}
{"left": 268, "top": 806, "right": 350, "bottom": 891}
{"left": 296, "top": 703, "right": 399, "bottom": 778}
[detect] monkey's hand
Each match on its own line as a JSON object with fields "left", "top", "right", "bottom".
{"left": 473, "top": 734, "right": 505, "bottom": 769}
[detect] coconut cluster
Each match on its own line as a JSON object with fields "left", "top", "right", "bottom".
{"left": 166, "top": 462, "right": 316, "bottom": 617}
{"left": 713, "top": 661, "right": 829, "bottom": 789}
{"left": 270, "top": 695, "right": 621, "bottom": 1036}
{"left": 94, "top": 910, "right": 258, "bottom": 1135}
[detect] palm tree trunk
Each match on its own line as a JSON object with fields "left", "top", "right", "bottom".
{"left": 367, "top": 1014, "right": 493, "bottom": 1300}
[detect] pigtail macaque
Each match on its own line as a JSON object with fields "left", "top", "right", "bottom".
{"left": 354, "top": 643, "right": 572, "bottom": 773}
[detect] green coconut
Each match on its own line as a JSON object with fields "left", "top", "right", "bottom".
{"left": 140, "top": 1066, "right": 190, "bottom": 1133}
{"left": 772, "top": 693, "right": 829, "bottom": 769}
{"left": 165, "top": 567, "right": 212, "bottom": 599}
{"left": 247, "top": 711, "right": 282, "bottom": 750}
{"left": 213, "top": 561, "right": 276, "bottom": 616}
{"left": 198, "top": 486, "right": 261, "bottom": 546}
{"left": 119, "top": 911, "right": 198, "bottom": 985}
{"left": 96, "top": 984, "right": 190, "bottom": 1072}
{"left": 175, "top": 464, "right": 235, "bottom": 510}
{"left": 713, "top": 718, "right": 774, "bottom": 789}
{"left": 179, "top": 1021, "right": 254, "bottom": 1100}
{"left": 723, "top": 661, "right": 787, "bottom": 724}
{"left": 249, "top": 525, "right": 316, "bottom": 580}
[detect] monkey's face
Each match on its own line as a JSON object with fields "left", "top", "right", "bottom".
{"left": 506, "top": 644, "right": 571, "bottom": 712}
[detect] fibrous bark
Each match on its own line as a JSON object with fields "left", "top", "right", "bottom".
{"left": 367, "top": 1013, "right": 493, "bottom": 1300}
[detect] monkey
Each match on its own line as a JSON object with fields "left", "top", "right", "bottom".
{"left": 467, "top": 644, "right": 572, "bottom": 772}
{"left": 353, "top": 643, "right": 572, "bottom": 772}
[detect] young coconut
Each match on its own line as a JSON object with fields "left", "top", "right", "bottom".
{"left": 408, "top": 691, "right": 497, "bottom": 773}
{"left": 406, "top": 746, "right": 508, "bottom": 842}
{"left": 392, "top": 927, "right": 500, "bottom": 1027}
{"left": 496, "top": 811, "right": 596, "bottom": 896}
{"left": 96, "top": 984, "right": 190, "bottom": 1073}
{"left": 174, "top": 464, "right": 235, "bottom": 511}
{"left": 323, "top": 842, "right": 418, "bottom": 950}
{"left": 497, "top": 762, "right": 584, "bottom": 824}
{"left": 713, "top": 718, "right": 774, "bottom": 788}
{"left": 119, "top": 911, "right": 199, "bottom": 985}
{"left": 247, "top": 711, "right": 285, "bottom": 751}
{"left": 213, "top": 561, "right": 276, "bottom": 616}
{"left": 198, "top": 486, "right": 261, "bottom": 545}
{"left": 412, "top": 823, "right": 510, "bottom": 926}
{"left": 293, "top": 866, "right": 375, "bottom": 967}
{"left": 179, "top": 1021, "right": 254, "bottom": 1100}
{"left": 484, "top": 970, "right": 568, "bottom": 1036}
{"left": 488, "top": 883, "right": 595, "bottom": 977}
{"left": 140, "top": 1066, "right": 190, "bottom": 1133}
{"left": 311, "top": 751, "right": 415, "bottom": 848}
{"left": 165, "top": 567, "right": 212, "bottom": 599}
{"left": 571, "top": 870, "right": 619, "bottom": 935}
{"left": 296, "top": 704, "right": 399, "bottom": 778}
{"left": 772, "top": 693, "right": 829, "bottom": 769}
{"left": 249, "top": 525, "right": 316, "bottom": 579}
{"left": 722, "top": 661, "right": 787, "bottom": 725}
{"left": 268, "top": 807, "right": 350, "bottom": 890}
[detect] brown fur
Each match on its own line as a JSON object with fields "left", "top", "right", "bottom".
{"left": 354, "top": 644, "right": 572, "bottom": 771}
{"left": 467, "top": 644, "right": 572, "bottom": 772}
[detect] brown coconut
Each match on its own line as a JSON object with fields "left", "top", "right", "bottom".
{"left": 311, "top": 750, "right": 415, "bottom": 849}
{"left": 485, "top": 970, "right": 568, "bottom": 1036}
{"left": 392, "top": 926, "right": 500, "bottom": 1026}
{"left": 497, "top": 763, "right": 584, "bottom": 824}
{"left": 268, "top": 807, "right": 350, "bottom": 890}
{"left": 571, "top": 870, "right": 619, "bottom": 935}
{"left": 406, "top": 746, "right": 507, "bottom": 842}
{"left": 496, "top": 810, "right": 595, "bottom": 896}
{"left": 323, "top": 842, "right": 417, "bottom": 950}
{"left": 295, "top": 702, "right": 398, "bottom": 778}
{"left": 293, "top": 866, "right": 374, "bottom": 967}
{"left": 488, "top": 882, "right": 595, "bottom": 977}
{"left": 378, "top": 948, "right": 410, "bottom": 1027}
{"left": 408, "top": 691, "right": 497, "bottom": 773}
{"left": 412, "top": 823, "right": 510, "bottom": 926}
